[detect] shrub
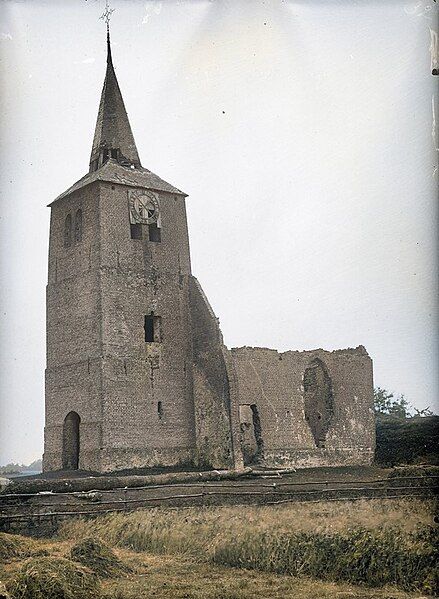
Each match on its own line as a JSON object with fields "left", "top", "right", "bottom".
{"left": 212, "top": 526, "right": 439, "bottom": 594}
{"left": 375, "top": 415, "right": 439, "bottom": 466}
{"left": 7, "top": 556, "right": 100, "bottom": 599}
{"left": 70, "top": 537, "right": 130, "bottom": 578}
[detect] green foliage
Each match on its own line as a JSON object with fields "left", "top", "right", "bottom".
{"left": 373, "top": 387, "right": 413, "bottom": 418}
{"left": 374, "top": 387, "right": 437, "bottom": 465}
{"left": 374, "top": 387, "right": 436, "bottom": 420}
{"left": 375, "top": 416, "right": 439, "bottom": 466}
{"left": 413, "top": 406, "right": 434, "bottom": 417}
{"left": 0, "top": 459, "right": 42, "bottom": 476}
{"left": 212, "top": 527, "right": 439, "bottom": 594}
{"left": 0, "top": 465, "right": 22, "bottom": 476}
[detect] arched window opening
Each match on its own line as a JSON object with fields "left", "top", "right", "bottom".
{"left": 64, "top": 214, "right": 72, "bottom": 248}
{"left": 62, "top": 411, "right": 80, "bottom": 470}
{"left": 74, "top": 209, "right": 83, "bottom": 242}
{"left": 303, "top": 359, "right": 334, "bottom": 448}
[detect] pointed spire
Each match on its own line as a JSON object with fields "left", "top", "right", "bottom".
{"left": 89, "top": 8, "right": 141, "bottom": 172}
{"left": 106, "top": 27, "right": 112, "bottom": 65}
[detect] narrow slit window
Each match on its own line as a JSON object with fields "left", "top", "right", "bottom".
{"left": 144, "top": 314, "right": 162, "bottom": 343}
{"left": 157, "top": 401, "right": 163, "bottom": 419}
{"left": 130, "top": 223, "right": 142, "bottom": 240}
{"left": 149, "top": 223, "right": 161, "bottom": 242}
{"left": 64, "top": 214, "right": 72, "bottom": 248}
{"left": 144, "top": 315, "right": 154, "bottom": 342}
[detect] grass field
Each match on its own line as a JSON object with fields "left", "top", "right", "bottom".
{"left": 0, "top": 498, "right": 437, "bottom": 598}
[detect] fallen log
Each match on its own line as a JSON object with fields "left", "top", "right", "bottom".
{"left": 1, "top": 468, "right": 252, "bottom": 496}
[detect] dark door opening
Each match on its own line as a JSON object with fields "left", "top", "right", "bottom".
{"left": 62, "top": 411, "right": 80, "bottom": 470}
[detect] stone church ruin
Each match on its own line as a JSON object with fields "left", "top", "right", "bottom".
{"left": 43, "top": 29, "right": 375, "bottom": 474}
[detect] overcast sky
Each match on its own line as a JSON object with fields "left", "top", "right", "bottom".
{"left": 0, "top": 0, "right": 437, "bottom": 465}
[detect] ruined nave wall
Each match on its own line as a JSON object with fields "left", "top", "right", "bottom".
{"left": 189, "top": 277, "right": 243, "bottom": 469}
{"left": 231, "top": 345, "right": 375, "bottom": 468}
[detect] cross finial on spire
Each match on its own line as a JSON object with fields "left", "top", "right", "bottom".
{"left": 100, "top": 0, "right": 115, "bottom": 64}
{"left": 100, "top": 0, "right": 115, "bottom": 34}
{"left": 90, "top": 0, "right": 141, "bottom": 171}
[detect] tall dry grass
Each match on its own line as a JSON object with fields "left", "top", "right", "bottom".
{"left": 58, "top": 499, "right": 438, "bottom": 593}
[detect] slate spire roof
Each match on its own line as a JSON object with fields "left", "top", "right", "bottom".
{"left": 50, "top": 26, "right": 186, "bottom": 205}
{"left": 89, "top": 29, "right": 141, "bottom": 171}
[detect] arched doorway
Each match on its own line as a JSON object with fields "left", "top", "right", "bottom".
{"left": 62, "top": 411, "right": 80, "bottom": 470}
{"left": 303, "top": 360, "right": 334, "bottom": 448}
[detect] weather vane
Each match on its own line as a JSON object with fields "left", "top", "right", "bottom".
{"left": 100, "top": 0, "right": 115, "bottom": 32}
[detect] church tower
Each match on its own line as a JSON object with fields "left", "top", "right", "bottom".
{"left": 43, "top": 27, "right": 242, "bottom": 473}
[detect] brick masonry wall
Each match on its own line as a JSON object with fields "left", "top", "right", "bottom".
{"left": 44, "top": 179, "right": 199, "bottom": 473}
{"left": 97, "top": 182, "right": 197, "bottom": 471}
{"left": 44, "top": 176, "right": 373, "bottom": 474}
{"left": 44, "top": 184, "right": 103, "bottom": 471}
{"left": 189, "top": 277, "right": 243, "bottom": 469}
{"left": 231, "top": 346, "right": 375, "bottom": 468}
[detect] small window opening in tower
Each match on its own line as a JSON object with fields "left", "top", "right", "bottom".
{"left": 144, "top": 314, "right": 162, "bottom": 342}
{"left": 149, "top": 223, "right": 161, "bottom": 242}
{"left": 110, "top": 148, "right": 119, "bottom": 159}
{"left": 64, "top": 214, "right": 72, "bottom": 248}
{"left": 130, "top": 223, "right": 142, "bottom": 240}
{"left": 157, "top": 401, "right": 163, "bottom": 420}
{"left": 102, "top": 148, "right": 109, "bottom": 164}
{"left": 145, "top": 315, "right": 154, "bottom": 342}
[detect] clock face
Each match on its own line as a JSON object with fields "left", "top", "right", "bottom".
{"left": 129, "top": 190, "right": 160, "bottom": 224}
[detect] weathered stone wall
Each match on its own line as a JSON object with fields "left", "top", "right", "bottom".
{"left": 44, "top": 179, "right": 373, "bottom": 474}
{"left": 189, "top": 277, "right": 243, "bottom": 469}
{"left": 97, "top": 182, "right": 196, "bottom": 471}
{"left": 44, "top": 183, "right": 103, "bottom": 472}
{"left": 231, "top": 346, "right": 375, "bottom": 468}
{"left": 44, "top": 178, "right": 199, "bottom": 473}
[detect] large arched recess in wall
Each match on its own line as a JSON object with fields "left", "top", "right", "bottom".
{"left": 303, "top": 359, "right": 334, "bottom": 448}
{"left": 62, "top": 411, "right": 80, "bottom": 470}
